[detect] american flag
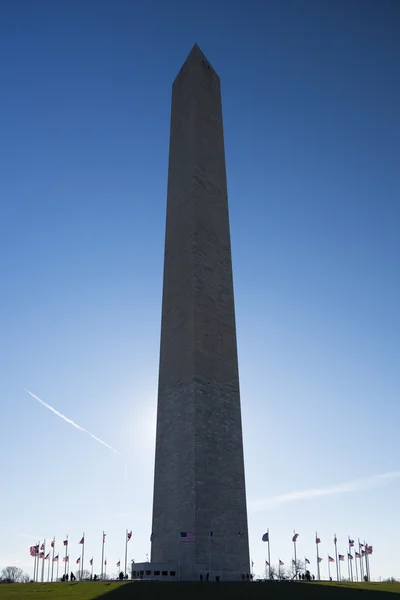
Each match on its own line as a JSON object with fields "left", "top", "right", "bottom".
{"left": 53, "top": 555, "right": 59, "bottom": 562}
{"left": 279, "top": 560, "right": 284, "bottom": 566}
{"left": 355, "top": 552, "right": 361, "bottom": 559}
{"left": 334, "top": 535, "right": 337, "bottom": 544}
{"left": 180, "top": 532, "right": 195, "bottom": 542}
{"left": 339, "top": 555, "right": 345, "bottom": 561}
{"left": 40, "top": 543, "right": 45, "bottom": 551}
{"left": 292, "top": 559, "right": 296, "bottom": 566}
{"left": 348, "top": 553, "right": 353, "bottom": 560}
{"left": 127, "top": 531, "right": 132, "bottom": 542}
{"left": 262, "top": 532, "right": 269, "bottom": 542}
{"left": 116, "top": 561, "right": 120, "bottom": 567}
{"left": 79, "top": 536, "right": 84, "bottom": 544}
{"left": 366, "top": 545, "right": 373, "bottom": 555}
{"left": 316, "top": 537, "right": 321, "bottom": 544}
{"left": 329, "top": 556, "right": 335, "bottom": 563}
{"left": 45, "top": 553, "right": 50, "bottom": 560}
{"left": 103, "top": 533, "right": 106, "bottom": 543}
{"left": 104, "top": 560, "right": 107, "bottom": 566}
{"left": 63, "top": 556, "right": 69, "bottom": 563}
{"left": 292, "top": 533, "right": 299, "bottom": 542}
{"left": 349, "top": 539, "right": 355, "bottom": 547}
{"left": 63, "top": 540, "right": 68, "bottom": 547}
{"left": 51, "top": 539, "right": 55, "bottom": 548}
{"left": 76, "top": 557, "right": 81, "bottom": 564}
{"left": 90, "top": 558, "right": 93, "bottom": 566}
{"left": 318, "top": 557, "right": 323, "bottom": 563}
{"left": 265, "top": 560, "right": 270, "bottom": 566}
{"left": 305, "top": 558, "right": 310, "bottom": 564}
{"left": 39, "top": 552, "right": 45, "bottom": 558}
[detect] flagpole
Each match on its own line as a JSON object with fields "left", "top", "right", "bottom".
{"left": 334, "top": 535, "right": 339, "bottom": 581}
{"left": 81, "top": 533, "right": 85, "bottom": 581}
{"left": 101, "top": 532, "right": 105, "bottom": 580}
{"left": 358, "top": 539, "right": 364, "bottom": 580}
{"left": 33, "top": 548, "right": 37, "bottom": 582}
{"left": 36, "top": 544, "right": 40, "bottom": 582}
{"left": 41, "top": 540, "right": 46, "bottom": 582}
{"left": 354, "top": 549, "right": 358, "bottom": 582}
{"left": 293, "top": 531, "right": 297, "bottom": 580}
{"left": 47, "top": 553, "right": 50, "bottom": 581}
{"left": 316, "top": 532, "right": 320, "bottom": 581}
{"left": 350, "top": 554, "right": 353, "bottom": 581}
{"left": 267, "top": 529, "right": 271, "bottom": 580}
{"left": 105, "top": 557, "right": 107, "bottom": 579}
{"left": 51, "top": 539, "right": 55, "bottom": 582}
{"left": 64, "top": 535, "right": 68, "bottom": 577}
{"left": 365, "top": 541, "right": 369, "bottom": 581}
{"left": 91, "top": 559, "right": 93, "bottom": 579}
{"left": 328, "top": 555, "right": 331, "bottom": 580}
{"left": 338, "top": 555, "right": 341, "bottom": 582}
{"left": 279, "top": 560, "right": 281, "bottom": 580}
{"left": 347, "top": 549, "right": 350, "bottom": 582}
{"left": 57, "top": 559, "right": 59, "bottom": 581}
{"left": 125, "top": 530, "right": 128, "bottom": 577}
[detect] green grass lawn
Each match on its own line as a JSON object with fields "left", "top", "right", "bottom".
{"left": 0, "top": 580, "right": 399, "bottom": 599}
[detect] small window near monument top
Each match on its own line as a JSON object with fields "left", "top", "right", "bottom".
{"left": 154, "top": 570, "right": 160, "bottom": 576}
{"left": 170, "top": 571, "right": 176, "bottom": 576}
{"left": 162, "top": 571, "right": 168, "bottom": 576}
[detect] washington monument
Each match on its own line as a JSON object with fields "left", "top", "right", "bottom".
{"left": 151, "top": 44, "right": 250, "bottom": 581}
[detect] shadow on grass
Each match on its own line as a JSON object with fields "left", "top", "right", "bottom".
{"left": 94, "top": 581, "right": 400, "bottom": 599}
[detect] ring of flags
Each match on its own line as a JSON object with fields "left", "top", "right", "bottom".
{"left": 29, "top": 529, "right": 374, "bottom": 582}
{"left": 257, "top": 531, "right": 373, "bottom": 581}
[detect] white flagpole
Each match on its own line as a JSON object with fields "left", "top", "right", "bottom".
{"left": 101, "top": 532, "right": 105, "bottom": 580}
{"left": 64, "top": 535, "right": 68, "bottom": 578}
{"left": 365, "top": 541, "right": 370, "bottom": 581}
{"left": 316, "top": 532, "right": 320, "bottom": 581}
{"left": 354, "top": 548, "right": 359, "bottom": 581}
{"left": 81, "top": 533, "right": 85, "bottom": 580}
{"left": 125, "top": 530, "right": 128, "bottom": 578}
{"left": 334, "top": 535, "right": 339, "bottom": 581}
{"left": 267, "top": 529, "right": 271, "bottom": 579}
{"left": 36, "top": 541, "right": 41, "bottom": 582}
{"left": 41, "top": 540, "right": 46, "bottom": 582}
{"left": 51, "top": 539, "right": 55, "bottom": 582}
{"left": 33, "top": 547, "right": 37, "bottom": 582}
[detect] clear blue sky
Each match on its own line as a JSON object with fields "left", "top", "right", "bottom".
{"left": 0, "top": 0, "right": 399, "bottom": 582}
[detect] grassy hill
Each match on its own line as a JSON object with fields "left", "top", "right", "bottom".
{"left": 0, "top": 580, "right": 399, "bottom": 599}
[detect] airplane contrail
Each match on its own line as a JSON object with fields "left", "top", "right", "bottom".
{"left": 249, "top": 470, "right": 400, "bottom": 512}
{"left": 24, "top": 388, "right": 124, "bottom": 459}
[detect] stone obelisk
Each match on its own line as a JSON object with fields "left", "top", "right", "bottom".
{"left": 151, "top": 44, "right": 250, "bottom": 581}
